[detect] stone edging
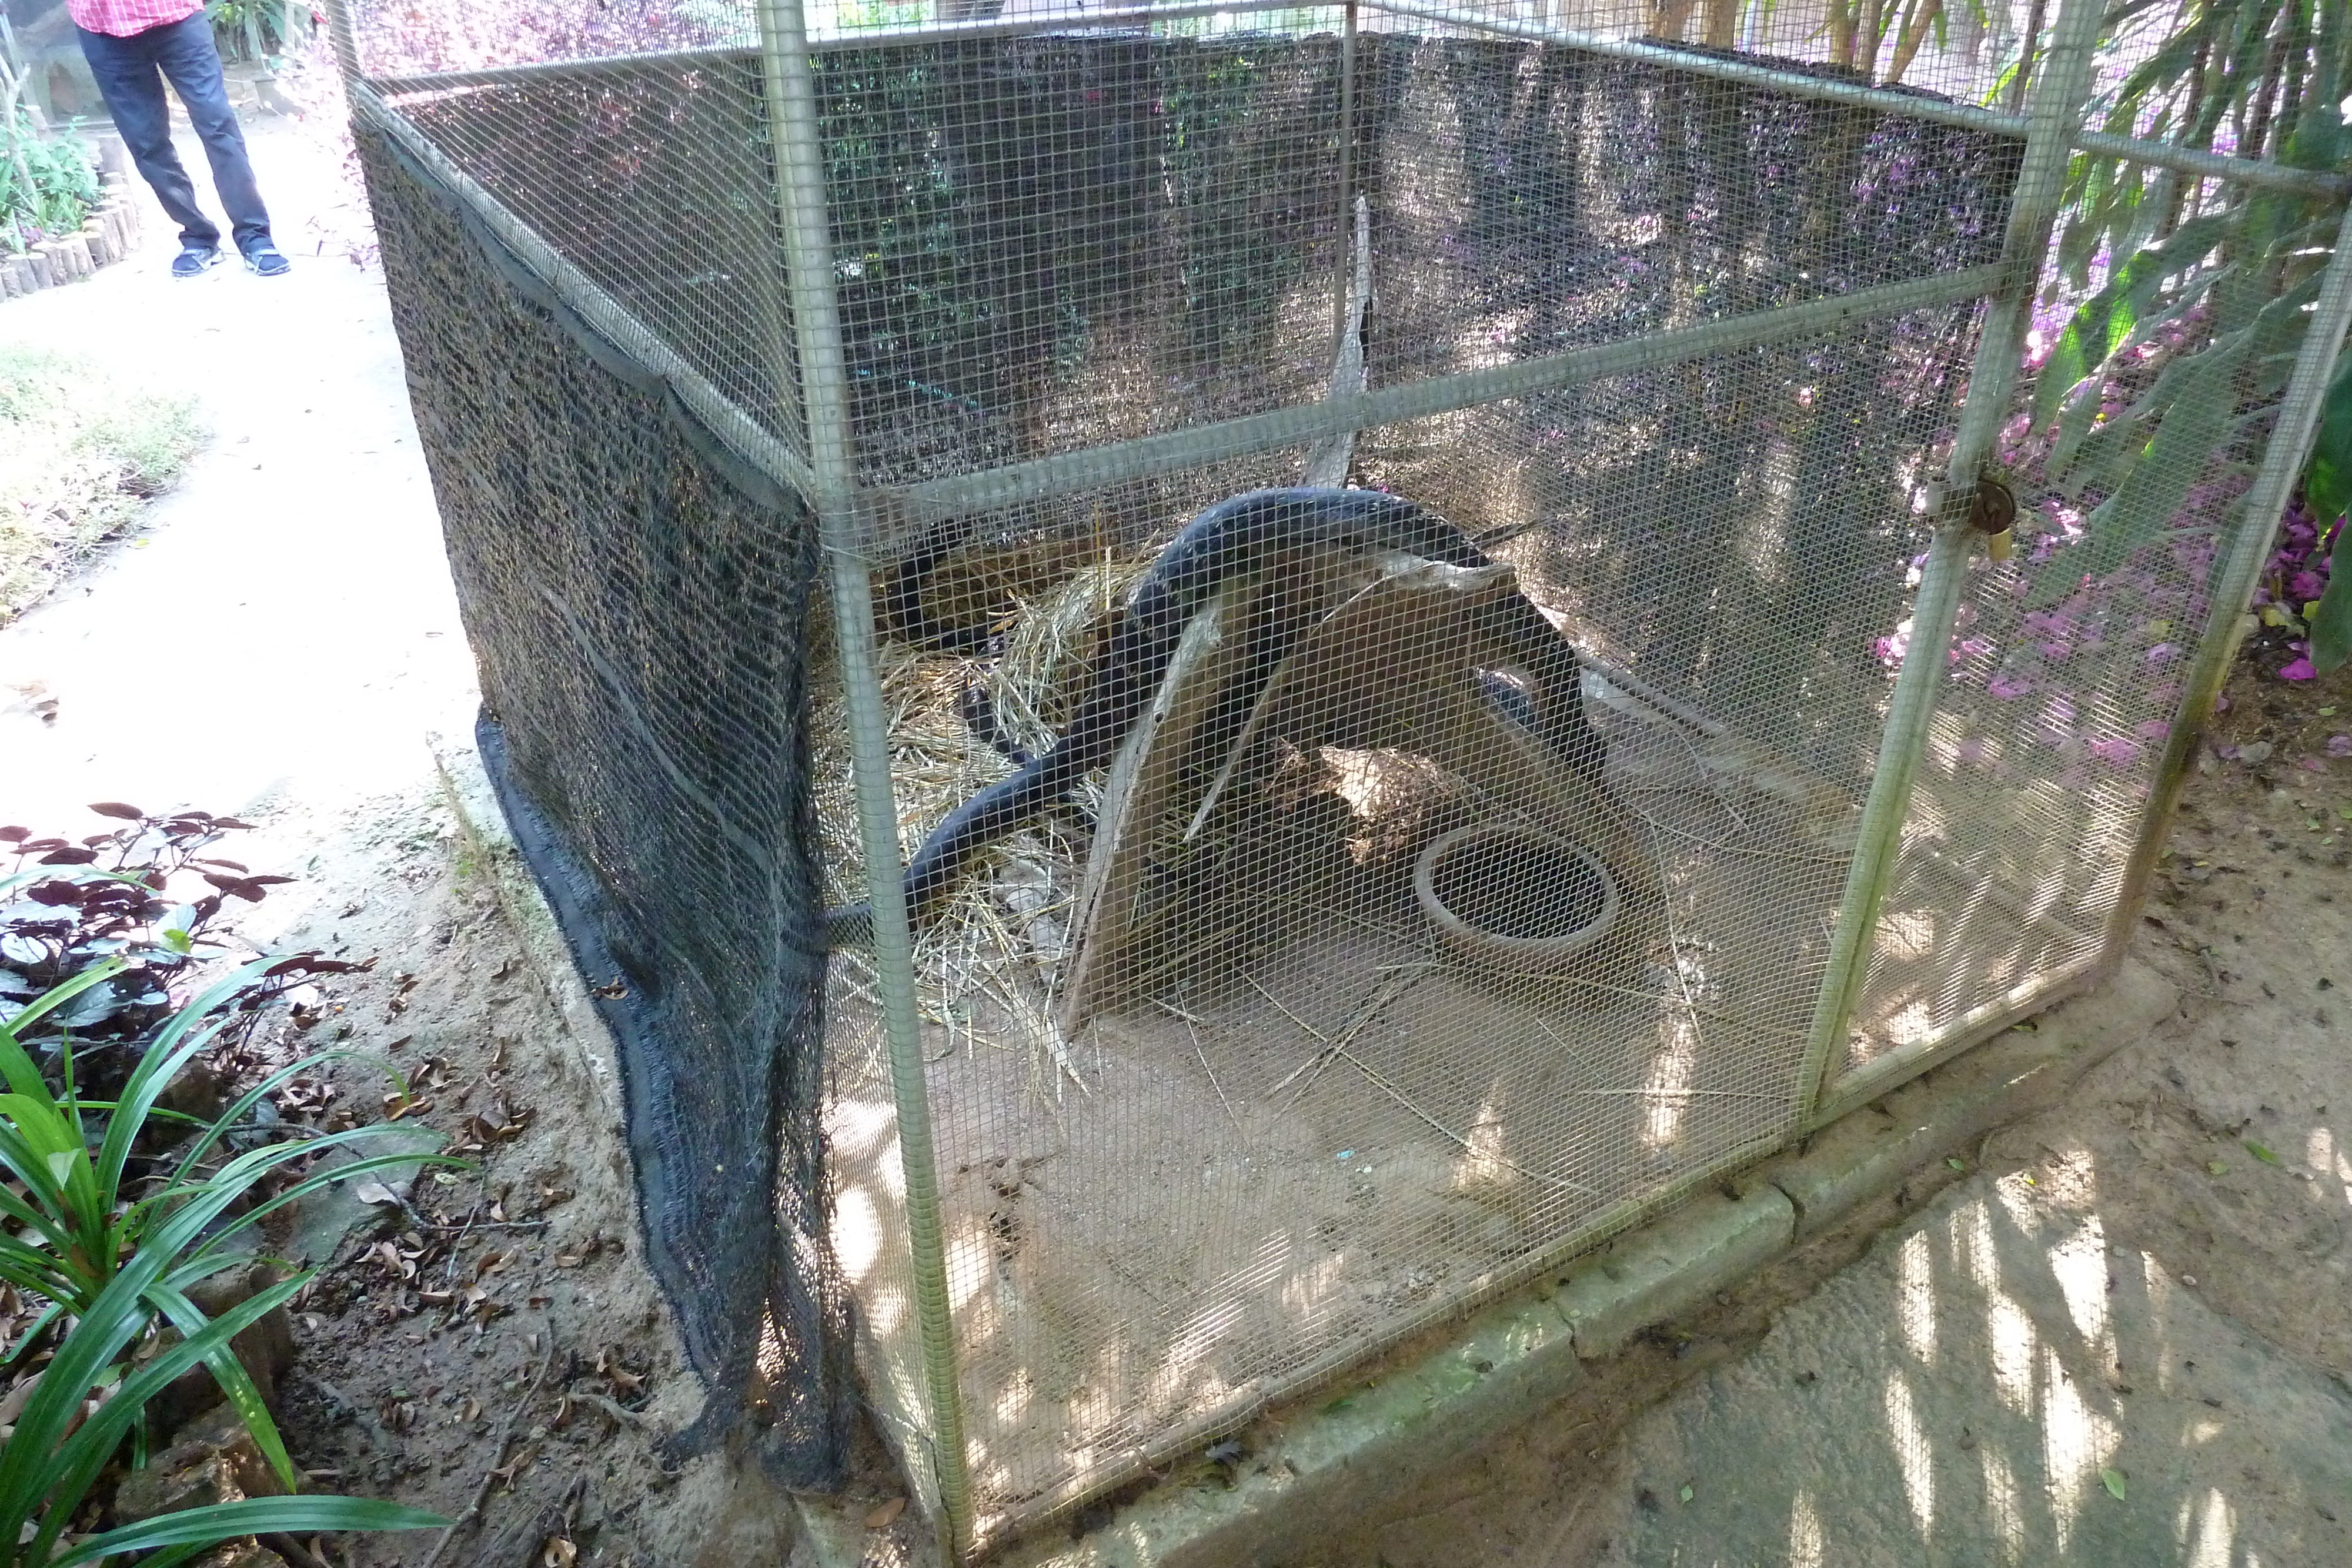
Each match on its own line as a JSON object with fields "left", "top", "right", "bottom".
{"left": 1, "top": 143, "right": 146, "bottom": 302}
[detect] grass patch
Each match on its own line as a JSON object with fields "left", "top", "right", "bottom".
{"left": 0, "top": 344, "right": 202, "bottom": 623}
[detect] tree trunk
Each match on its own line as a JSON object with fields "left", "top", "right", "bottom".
{"left": 2006, "top": 0, "right": 2049, "bottom": 109}
{"left": 1885, "top": 0, "right": 1945, "bottom": 86}
{"left": 1828, "top": 0, "right": 1857, "bottom": 66}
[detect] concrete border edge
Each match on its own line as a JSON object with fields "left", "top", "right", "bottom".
{"left": 428, "top": 728, "right": 628, "bottom": 1136}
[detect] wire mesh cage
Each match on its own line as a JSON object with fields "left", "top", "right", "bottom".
{"left": 335, "top": 0, "right": 2352, "bottom": 1552}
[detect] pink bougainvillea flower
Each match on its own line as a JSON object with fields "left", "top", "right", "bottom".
{"left": 2291, "top": 570, "right": 2327, "bottom": 602}
{"left": 1954, "top": 736, "right": 1990, "bottom": 767}
{"left": 1987, "top": 671, "right": 2033, "bottom": 699}
{"left": 2134, "top": 719, "right": 2171, "bottom": 741}
{"left": 2029, "top": 697, "right": 2078, "bottom": 747}
{"left": 2280, "top": 657, "right": 2318, "bottom": 681}
{"left": 2215, "top": 743, "right": 2241, "bottom": 760}
{"left": 2328, "top": 734, "right": 2352, "bottom": 757}
{"left": 2089, "top": 737, "right": 2143, "bottom": 767}
{"left": 2299, "top": 757, "right": 2328, "bottom": 772}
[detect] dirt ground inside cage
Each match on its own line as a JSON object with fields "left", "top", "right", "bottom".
{"left": 816, "top": 627, "right": 1885, "bottom": 1527}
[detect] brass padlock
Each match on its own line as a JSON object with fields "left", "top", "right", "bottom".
{"left": 1967, "top": 472, "right": 2017, "bottom": 561}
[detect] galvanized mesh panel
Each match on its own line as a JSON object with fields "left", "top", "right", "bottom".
{"left": 1840, "top": 176, "right": 2284, "bottom": 1092}
{"left": 1356, "top": 35, "right": 2017, "bottom": 380}
{"left": 352, "top": 119, "right": 851, "bottom": 1479}
{"left": 817, "top": 32, "right": 1351, "bottom": 486}
{"left": 342, "top": 0, "right": 749, "bottom": 80}
{"left": 376, "top": 62, "right": 801, "bottom": 450}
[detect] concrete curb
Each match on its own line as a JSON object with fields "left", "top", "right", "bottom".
{"left": 1552, "top": 1186, "right": 1795, "bottom": 1359}
{"left": 429, "top": 731, "right": 626, "bottom": 1135}
{"left": 433, "top": 727, "right": 2183, "bottom": 1568}
{"left": 1754, "top": 957, "right": 2179, "bottom": 1243}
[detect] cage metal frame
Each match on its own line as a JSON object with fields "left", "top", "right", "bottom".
{"left": 329, "top": 0, "right": 2352, "bottom": 1550}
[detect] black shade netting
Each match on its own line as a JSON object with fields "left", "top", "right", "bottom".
{"left": 355, "top": 120, "right": 851, "bottom": 1485}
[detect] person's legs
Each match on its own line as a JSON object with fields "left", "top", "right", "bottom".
{"left": 145, "top": 14, "right": 273, "bottom": 253}
{"left": 74, "top": 22, "right": 218, "bottom": 249}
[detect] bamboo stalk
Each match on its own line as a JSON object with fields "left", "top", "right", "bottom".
{"left": 1884, "top": 0, "right": 1944, "bottom": 86}
{"left": 2006, "top": 0, "right": 2047, "bottom": 111}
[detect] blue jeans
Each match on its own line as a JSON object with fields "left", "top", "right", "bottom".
{"left": 76, "top": 12, "right": 272, "bottom": 251}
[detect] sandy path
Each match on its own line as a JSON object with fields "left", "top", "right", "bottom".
{"left": 0, "top": 113, "right": 473, "bottom": 860}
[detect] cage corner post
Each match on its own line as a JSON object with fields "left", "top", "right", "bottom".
{"left": 2102, "top": 198, "right": 2352, "bottom": 965}
{"left": 315, "top": 0, "right": 363, "bottom": 90}
{"left": 1792, "top": 0, "right": 2104, "bottom": 1128}
{"left": 753, "top": 0, "right": 978, "bottom": 1556}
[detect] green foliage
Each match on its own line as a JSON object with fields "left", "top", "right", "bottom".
{"left": 0, "top": 965, "right": 462, "bottom": 1564}
{"left": 2310, "top": 553, "right": 2352, "bottom": 666}
{"left": 203, "top": 0, "right": 311, "bottom": 65}
{"left": 2027, "top": 0, "right": 2352, "bottom": 615}
{"left": 0, "top": 109, "right": 98, "bottom": 243}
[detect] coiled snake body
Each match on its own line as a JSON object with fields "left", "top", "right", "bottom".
{"left": 824, "top": 487, "right": 1606, "bottom": 948}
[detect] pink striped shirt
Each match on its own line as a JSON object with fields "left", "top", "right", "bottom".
{"left": 69, "top": 0, "right": 206, "bottom": 38}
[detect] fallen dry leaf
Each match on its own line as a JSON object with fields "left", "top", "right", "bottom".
{"left": 490, "top": 1443, "right": 539, "bottom": 1490}
{"left": 540, "top": 1536, "right": 577, "bottom": 1567}
{"left": 865, "top": 1497, "right": 908, "bottom": 1529}
{"left": 596, "top": 1349, "right": 644, "bottom": 1395}
{"left": 351, "top": 1179, "right": 401, "bottom": 1208}
{"left": 0, "top": 1369, "right": 45, "bottom": 1425}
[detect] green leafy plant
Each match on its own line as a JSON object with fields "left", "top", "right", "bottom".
{"left": 0, "top": 963, "right": 462, "bottom": 1563}
{"left": 203, "top": 0, "right": 311, "bottom": 66}
{"left": 2297, "top": 313, "right": 2352, "bottom": 670}
{"left": 0, "top": 107, "right": 98, "bottom": 248}
{"left": 1, "top": 807, "right": 321, "bottom": 1087}
{"left": 2028, "top": 0, "right": 2352, "bottom": 658}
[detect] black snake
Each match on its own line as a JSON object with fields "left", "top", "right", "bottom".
{"left": 824, "top": 487, "right": 1606, "bottom": 948}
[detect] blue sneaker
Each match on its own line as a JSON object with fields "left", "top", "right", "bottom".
{"left": 241, "top": 241, "right": 290, "bottom": 278}
{"left": 170, "top": 244, "right": 222, "bottom": 278}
